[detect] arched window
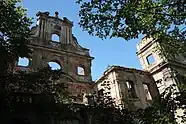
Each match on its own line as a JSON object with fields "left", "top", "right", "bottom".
{"left": 48, "top": 62, "right": 61, "bottom": 70}
{"left": 18, "top": 57, "right": 29, "bottom": 67}
{"left": 77, "top": 66, "right": 85, "bottom": 76}
{"left": 51, "top": 34, "right": 60, "bottom": 42}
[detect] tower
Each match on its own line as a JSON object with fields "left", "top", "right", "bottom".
{"left": 137, "top": 37, "right": 186, "bottom": 94}
{"left": 15, "top": 11, "right": 94, "bottom": 103}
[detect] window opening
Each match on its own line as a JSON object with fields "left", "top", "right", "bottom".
{"left": 77, "top": 66, "right": 85, "bottom": 75}
{"left": 143, "top": 84, "right": 152, "bottom": 101}
{"left": 51, "top": 34, "right": 60, "bottom": 42}
{"left": 146, "top": 54, "right": 155, "bottom": 65}
{"left": 18, "top": 57, "right": 29, "bottom": 67}
{"left": 98, "top": 89, "right": 104, "bottom": 97}
{"left": 36, "top": 19, "right": 40, "bottom": 25}
{"left": 48, "top": 62, "right": 61, "bottom": 70}
{"left": 126, "top": 80, "right": 137, "bottom": 98}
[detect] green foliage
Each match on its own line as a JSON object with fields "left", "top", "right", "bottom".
{"left": 0, "top": 67, "right": 71, "bottom": 123}
{"left": 136, "top": 84, "right": 186, "bottom": 124}
{"left": 77, "top": 0, "right": 186, "bottom": 57}
{"left": 0, "top": 0, "right": 185, "bottom": 123}
{"left": 0, "top": 1, "right": 71, "bottom": 122}
{"left": 0, "top": 0, "right": 32, "bottom": 75}
{"left": 82, "top": 80, "right": 185, "bottom": 124}
{"left": 77, "top": 2, "right": 186, "bottom": 123}
{"left": 83, "top": 81, "right": 137, "bottom": 124}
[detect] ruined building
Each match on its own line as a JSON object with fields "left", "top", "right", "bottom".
{"left": 137, "top": 37, "right": 186, "bottom": 94}
{"left": 95, "top": 66, "right": 159, "bottom": 109}
{"left": 15, "top": 11, "right": 94, "bottom": 105}
{"left": 137, "top": 37, "right": 186, "bottom": 123}
{"left": 13, "top": 12, "right": 185, "bottom": 123}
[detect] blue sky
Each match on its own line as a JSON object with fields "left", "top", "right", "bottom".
{"left": 22, "top": 0, "right": 142, "bottom": 80}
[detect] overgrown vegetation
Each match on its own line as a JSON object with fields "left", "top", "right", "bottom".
{"left": 77, "top": 0, "right": 186, "bottom": 123}
{"left": 0, "top": 0, "right": 69, "bottom": 123}
{"left": 0, "top": 0, "right": 32, "bottom": 75}
{"left": 0, "top": 0, "right": 185, "bottom": 124}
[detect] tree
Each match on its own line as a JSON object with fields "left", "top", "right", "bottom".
{"left": 0, "top": 66, "right": 70, "bottom": 123}
{"left": 77, "top": 0, "right": 186, "bottom": 57}
{"left": 77, "top": 2, "right": 186, "bottom": 123}
{"left": 82, "top": 81, "right": 137, "bottom": 124}
{"left": 0, "top": 1, "right": 71, "bottom": 123}
{"left": 135, "top": 83, "right": 186, "bottom": 124}
{"left": 0, "top": 0, "right": 32, "bottom": 75}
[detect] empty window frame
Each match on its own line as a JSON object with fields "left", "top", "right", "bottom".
{"left": 143, "top": 83, "right": 152, "bottom": 101}
{"left": 126, "top": 80, "right": 137, "bottom": 98}
{"left": 98, "top": 89, "right": 104, "bottom": 97}
{"left": 51, "top": 34, "right": 60, "bottom": 42}
{"left": 48, "top": 62, "right": 61, "bottom": 70}
{"left": 77, "top": 66, "right": 85, "bottom": 76}
{"left": 146, "top": 54, "right": 155, "bottom": 65}
{"left": 18, "top": 57, "right": 29, "bottom": 67}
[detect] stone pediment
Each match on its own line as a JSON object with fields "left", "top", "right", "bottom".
{"left": 30, "top": 11, "right": 90, "bottom": 55}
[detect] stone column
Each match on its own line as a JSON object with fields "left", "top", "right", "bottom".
{"left": 60, "top": 26, "right": 64, "bottom": 43}
{"left": 69, "top": 27, "right": 72, "bottom": 44}
{"left": 66, "top": 27, "right": 69, "bottom": 44}
{"left": 63, "top": 26, "right": 67, "bottom": 44}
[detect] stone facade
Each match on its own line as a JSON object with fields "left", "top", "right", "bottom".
{"left": 14, "top": 11, "right": 159, "bottom": 111}
{"left": 137, "top": 37, "right": 186, "bottom": 94}
{"left": 12, "top": 12, "right": 95, "bottom": 124}
{"left": 15, "top": 11, "right": 94, "bottom": 104}
{"left": 137, "top": 37, "right": 186, "bottom": 123}
{"left": 13, "top": 12, "right": 185, "bottom": 124}
{"left": 95, "top": 66, "right": 159, "bottom": 110}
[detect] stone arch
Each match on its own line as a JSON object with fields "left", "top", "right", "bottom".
{"left": 76, "top": 63, "right": 86, "bottom": 76}
{"left": 77, "top": 66, "right": 85, "bottom": 76}
{"left": 48, "top": 59, "right": 62, "bottom": 70}
{"left": 51, "top": 33, "right": 60, "bottom": 42}
{"left": 18, "top": 57, "right": 30, "bottom": 67}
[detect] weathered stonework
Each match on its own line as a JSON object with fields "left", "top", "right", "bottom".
{"left": 13, "top": 11, "right": 96, "bottom": 124}
{"left": 137, "top": 36, "right": 186, "bottom": 123}
{"left": 30, "top": 11, "right": 93, "bottom": 82}
{"left": 14, "top": 12, "right": 160, "bottom": 110}
{"left": 12, "top": 11, "right": 185, "bottom": 124}
{"left": 95, "top": 66, "right": 159, "bottom": 110}
{"left": 137, "top": 37, "right": 186, "bottom": 94}
{"left": 15, "top": 12, "right": 94, "bottom": 104}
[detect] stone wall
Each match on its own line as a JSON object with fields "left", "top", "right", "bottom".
{"left": 95, "top": 66, "right": 159, "bottom": 109}
{"left": 14, "top": 11, "right": 95, "bottom": 106}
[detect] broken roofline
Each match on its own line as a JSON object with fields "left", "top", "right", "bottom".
{"left": 95, "top": 65, "right": 150, "bottom": 84}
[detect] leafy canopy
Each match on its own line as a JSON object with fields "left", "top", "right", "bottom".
{"left": 0, "top": 0, "right": 32, "bottom": 74}
{"left": 77, "top": 0, "right": 186, "bottom": 56}
{"left": 0, "top": 0, "right": 70, "bottom": 121}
